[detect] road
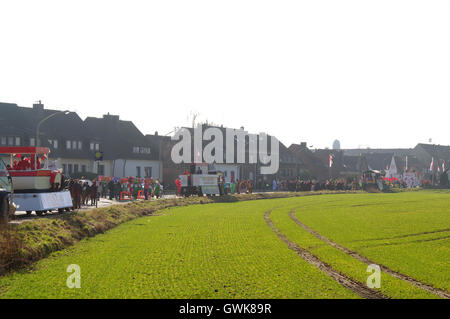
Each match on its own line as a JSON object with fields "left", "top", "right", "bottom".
{"left": 9, "top": 194, "right": 177, "bottom": 224}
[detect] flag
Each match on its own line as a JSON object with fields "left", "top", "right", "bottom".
{"left": 405, "top": 156, "right": 408, "bottom": 171}
{"left": 429, "top": 157, "right": 434, "bottom": 171}
{"left": 437, "top": 160, "right": 440, "bottom": 172}
{"left": 329, "top": 153, "right": 333, "bottom": 168}
{"left": 443, "top": 161, "right": 446, "bottom": 172}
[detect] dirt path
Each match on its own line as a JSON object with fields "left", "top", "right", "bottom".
{"left": 264, "top": 211, "right": 387, "bottom": 299}
{"left": 288, "top": 210, "right": 450, "bottom": 299}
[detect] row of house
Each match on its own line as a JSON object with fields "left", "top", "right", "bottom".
{"left": 1, "top": 101, "right": 449, "bottom": 188}
{"left": 0, "top": 101, "right": 163, "bottom": 180}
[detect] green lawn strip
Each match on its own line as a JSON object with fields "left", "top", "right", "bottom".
{"left": 0, "top": 191, "right": 363, "bottom": 275}
{"left": 0, "top": 200, "right": 357, "bottom": 299}
{"left": 290, "top": 191, "right": 450, "bottom": 292}
{"left": 356, "top": 239, "right": 450, "bottom": 292}
{"left": 270, "top": 205, "right": 438, "bottom": 299}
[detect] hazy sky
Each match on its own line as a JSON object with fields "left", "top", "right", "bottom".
{"left": 1, "top": 0, "right": 449, "bottom": 149}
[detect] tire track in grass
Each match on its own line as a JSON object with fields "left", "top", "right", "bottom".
{"left": 347, "top": 228, "right": 450, "bottom": 243}
{"left": 264, "top": 210, "right": 387, "bottom": 299}
{"left": 288, "top": 210, "right": 450, "bottom": 299}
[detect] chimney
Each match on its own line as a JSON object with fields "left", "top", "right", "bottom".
{"left": 155, "top": 131, "right": 158, "bottom": 136}
{"left": 103, "top": 113, "right": 120, "bottom": 134}
{"left": 300, "top": 142, "right": 307, "bottom": 148}
{"left": 33, "top": 100, "right": 44, "bottom": 111}
{"left": 103, "top": 113, "right": 120, "bottom": 124}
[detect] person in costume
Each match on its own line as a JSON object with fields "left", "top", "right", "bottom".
{"left": 154, "top": 180, "right": 161, "bottom": 198}
{"left": 175, "top": 177, "right": 181, "bottom": 196}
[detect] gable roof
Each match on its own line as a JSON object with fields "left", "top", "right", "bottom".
{"left": 0, "top": 102, "right": 87, "bottom": 139}
{"left": 0, "top": 102, "right": 94, "bottom": 159}
{"left": 84, "top": 114, "right": 158, "bottom": 161}
{"left": 288, "top": 144, "right": 328, "bottom": 179}
{"left": 415, "top": 143, "right": 450, "bottom": 160}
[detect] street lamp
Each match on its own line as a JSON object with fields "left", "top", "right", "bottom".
{"left": 36, "top": 110, "right": 70, "bottom": 147}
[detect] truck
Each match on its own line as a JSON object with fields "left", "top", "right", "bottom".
{"left": 179, "top": 163, "right": 223, "bottom": 196}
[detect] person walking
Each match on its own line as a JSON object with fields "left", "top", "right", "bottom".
{"left": 154, "top": 180, "right": 161, "bottom": 199}
{"left": 175, "top": 177, "right": 181, "bottom": 196}
{"left": 144, "top": 178, "right": 149, "bottom": 200}
{"left": 108, "top": 179, "right": 114, "bottom": 200}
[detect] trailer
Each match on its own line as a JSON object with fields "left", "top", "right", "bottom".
{"left": 13, "top": 191, "right": 73, "bottom": 215}
{"left": 179, "top": 163, "right": 222, "bottom": 196}
{"left": 0, "top": 146, "right": 73, "bottom": 217}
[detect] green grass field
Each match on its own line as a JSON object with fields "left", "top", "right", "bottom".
{"left": 0, "top": 190, "right": 448, "bottom": 299}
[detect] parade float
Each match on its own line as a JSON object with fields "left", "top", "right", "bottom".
{"left": 179, "top": 163, "right": 222, "bottom": 196}
{"left": 0, "top": 146, "right": 73, "bottom": 216}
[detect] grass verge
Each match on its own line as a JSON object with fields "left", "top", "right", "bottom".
{"left": 0, "top": 190, "right": 359, "bottom": 276}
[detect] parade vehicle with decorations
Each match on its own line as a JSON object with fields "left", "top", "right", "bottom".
{"left": 0, "top": 158, "right": 14, "bottom": 223}
{"left": 360, "top": 169, "right": 386, "bottom": 192}
{"left": 0, "top": 147, "right": 73, "bottom": 217}
{"left": 179, "top": 163, "right": 223, "bottom": 196}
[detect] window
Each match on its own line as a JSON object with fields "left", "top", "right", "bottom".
{"left": 133, "top": 146, "right": 151, "bottom": 154}
{"left": 144, "top": 167, "right": 152, "bottom": 178}
{"left": 15, "top": 137, "right": 21, "bottom": 146}
{"left": 90, "top": 142, "right": 100, "bottom": 151}
{"left": 136, "top": 166, "right": 141, "bottom": 178}
{"left": 72, "top": 141, "right": 77, "bottom": 149}
{"left": 66, "top": 140, "right": 71, "bottom": 149}
{"left": 97, "top": 164, "right": 105, "bottom": 175}
{"left": 30, "top": 138, "right": 36, "bottom": 146}
{"left": 78, "top": 141, "right": 82, "bottom": 150}
{"left": 1, "top": 137, "right": 6, "bottom": 145}
{"left": 68, "top": 164, "right": 73, "bottom": 174}
{"left": 74, "top": 164, "right": 79, "bottom": 173}
{"left": 8, "top": 137, "right": 14, "bottom": 146}
{"left": 62, "top": 164, "right": 67, "bottom": 174}
{"left": 81, "top": 165, "right": 86, "bottom": 173}
{"left": 48, "top": 139, "right": 58, "bottom": 149}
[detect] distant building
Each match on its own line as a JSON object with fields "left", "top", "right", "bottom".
{"left": 288, "top": 142, "right": 328, "bottom": 179}
{"left": 0, "top": 101, "right": 95, "bottom": 174}
{"left": 332, "top": 139, "right": 341, "bottom": 150}
{"left": 84, "top": 114, "right": 162, "bottom": 179}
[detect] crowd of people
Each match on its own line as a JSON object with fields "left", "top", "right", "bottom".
{"left": 266, "top": 178, "right": 360, "bottom": 192}
{"left": 63, "top": 176, "right": 165, "bottom": 208}
{"left": 6, "top": 155, "right": 42, "bottom": 170}
{"left": 97, "top": 177, "right": 164, "bottom": 201}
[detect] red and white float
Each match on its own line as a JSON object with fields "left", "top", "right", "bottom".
{"left": 0, "top": 147, "right": 72, "bottom": 214}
